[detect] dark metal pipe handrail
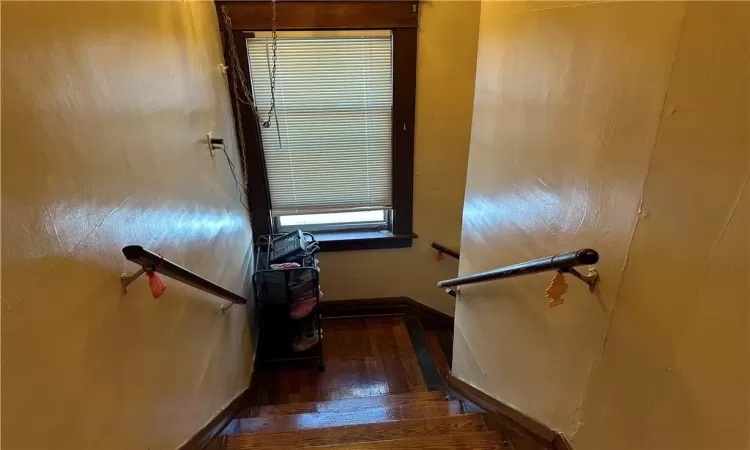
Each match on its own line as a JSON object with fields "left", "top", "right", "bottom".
{"left": 437, "top": 248, "right": 599, "bottom": 289}
{"left": 122, "top": 245, "right": 247, "bottom": 305}
{"left": 431, "top": 242, "right": 460, "bottom": 259}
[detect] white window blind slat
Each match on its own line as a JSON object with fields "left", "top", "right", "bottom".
{"left": 246, "top": 30, "right": 393, "bottom": 216}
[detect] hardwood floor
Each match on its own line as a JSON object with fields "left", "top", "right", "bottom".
{"left": 215, "top": 316, "right": 519, "bottom": 449}
{"left": 255, "top": 391, "right": 445, "bottom": 415}
{"left": 253, "top": 317, "right": 430, "bottom": 405}
{"left": 223, "top": 390, "right": 511, "bottom": 449}
{"left": 224, "top": 414, "right": 487, "bottom": 449}
{"left": 424, "top": 330, "right": 451, "bottom": 384}
{"left": 236, "top": 400, "right": 466, "bottom": 433}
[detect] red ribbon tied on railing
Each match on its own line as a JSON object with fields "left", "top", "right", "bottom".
{"left": 146, "top": 254, "right": 167, "bottom": 298}
{"left": 146, "top": 271, "right": 167, "bottom": 298}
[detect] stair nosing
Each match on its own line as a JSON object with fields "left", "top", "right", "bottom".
{"left": 226, "top": 413, "right": 486, "bottom": 440}
{"left": 253, "top": 391, "right": 445, "bottom": 416}
{"left": 304, "top": 430, "right": 504, "bottom": 449}
{"left": 235, "top": 400, "right": 468, "bottom": 434}
{"left": 226, "top": 428, "right": 503, "bottom": 450}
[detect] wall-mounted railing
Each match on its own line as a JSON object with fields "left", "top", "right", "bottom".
{"left": 437, "top": 248, "right": 599, "bottom": 296}
{"left": 121, "top": 245, "right": 246, "bottom": 313}
{"left": 431, "top": 242, "right": 460, "bottom": 260}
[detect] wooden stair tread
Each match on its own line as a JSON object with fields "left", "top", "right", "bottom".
{"left": 236, "top": 400, "right": 466, "bottom": 434}
{"left": 311, "top": 431, "right": 505, "bottom": 449}
{"left": 224, "top": 414, "right": 487, "bottom": 449}
{"left": 254, "top": 391, "right": 445, "bottom": 416}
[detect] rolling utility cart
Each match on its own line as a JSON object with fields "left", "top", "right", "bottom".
{"left": 253, "top": 231, "right": 324, "bottom": 372}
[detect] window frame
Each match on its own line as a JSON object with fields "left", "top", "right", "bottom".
{"left": 219, "top": 1, "right": 418, "bottom": 251}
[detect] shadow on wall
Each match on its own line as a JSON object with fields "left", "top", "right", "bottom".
{"left": 2, "top": 254, "right": 254, "bottom": 449}
{"left": 1, "top": 1, "right": 256, "bottom": 448}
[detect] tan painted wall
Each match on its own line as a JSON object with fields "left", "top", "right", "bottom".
{"left": 318, "top": 1, "right": 481, "bottom": 316}
{"left": 1, "top": 2, "right": 254, "bottom": 449}
{"left": 453, "top": 2, "right": 749, "bottom": 449}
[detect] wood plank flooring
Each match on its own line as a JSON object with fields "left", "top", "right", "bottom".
{"left": 237, "top": 401, "right": 466, "bottom": 434}
{"left": 217, "top": 316, "right": 519, "bottom": 449}
{"left": 253, "top": 317, "right": 430, "bottom": 405}
{"left": 256, "top": 391, "right": 444, "bottom": 416}
{"left": 224, "top": 415, "right": 487, "bottom": 449}
{"left": 312, "top": 431, "right": 505, "bottom": 449}
{"left": 424, "top": 330, "right": 451, "bottom": 384}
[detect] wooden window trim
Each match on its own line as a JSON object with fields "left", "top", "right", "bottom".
{"left": 219, "top": 1, "right": 418, "bottom": 251}
{"left": 216, "top": 1, "right": 419, "bottom": 31}
{"left": 391, "top": 27, "right": 417, "bottom": 237}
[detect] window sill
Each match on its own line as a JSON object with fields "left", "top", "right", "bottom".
{"left": 314, "top": 230, "right": 417, "bottom": 252}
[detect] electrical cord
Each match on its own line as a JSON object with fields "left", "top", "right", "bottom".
{"left": 218, "top": 142, "right": 251, "bottom": 213}
{"left": 219, "top": 2, "right": 280, "bottom": 214}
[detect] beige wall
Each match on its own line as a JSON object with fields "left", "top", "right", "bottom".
{"left": 318, "top": 1, "right": 481, "bottom": 316}
{"left": 1, "top": 2, "right": 254, "bottom": 449}
{"left": 453, "top": 2, "right": 748, "bottom": 449}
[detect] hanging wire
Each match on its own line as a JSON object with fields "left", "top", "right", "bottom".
{"left": 221, "top": 5, "right": 259, "bottom": 112}
{"left": 220, "top": 141, "right": 251, "bottom": 212}
{"left": 219, "top": 1, "right": 279, "bottom": 213}
{"left": 220, "top": 2, "right": 278, "bottom": 126}
{"left": 262, "top": 0, "right": 278, "bottom": 129}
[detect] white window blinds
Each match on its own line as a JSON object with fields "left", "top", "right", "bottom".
{"left": 246, "top": 30, "right": 393, "bottom": 216}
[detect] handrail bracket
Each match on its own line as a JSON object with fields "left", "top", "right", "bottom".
{"left": 563, "top": 267, "right": 599, "bottom": 292}
{"left": 121, "top": 245, "right": 247, "bottom": 312}
{"left": 121, "top": 267, "right": 147, "bottom": 294}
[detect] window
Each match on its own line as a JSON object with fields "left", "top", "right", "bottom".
{"left": 247, "top": 31, "right": 393, "bottom": 234}
{"left": 276, "top": 210, "right": 389, "bottom": 233}
{"left": 219, "top": 0, "right": 418, "bottom": 251}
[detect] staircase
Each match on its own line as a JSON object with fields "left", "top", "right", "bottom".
{"left": 217, "top": 391, "right": 512, "bottom": 449}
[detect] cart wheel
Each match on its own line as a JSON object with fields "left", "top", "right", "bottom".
{"left": 318, "top": 362, "right": 326, "bottom": 372}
